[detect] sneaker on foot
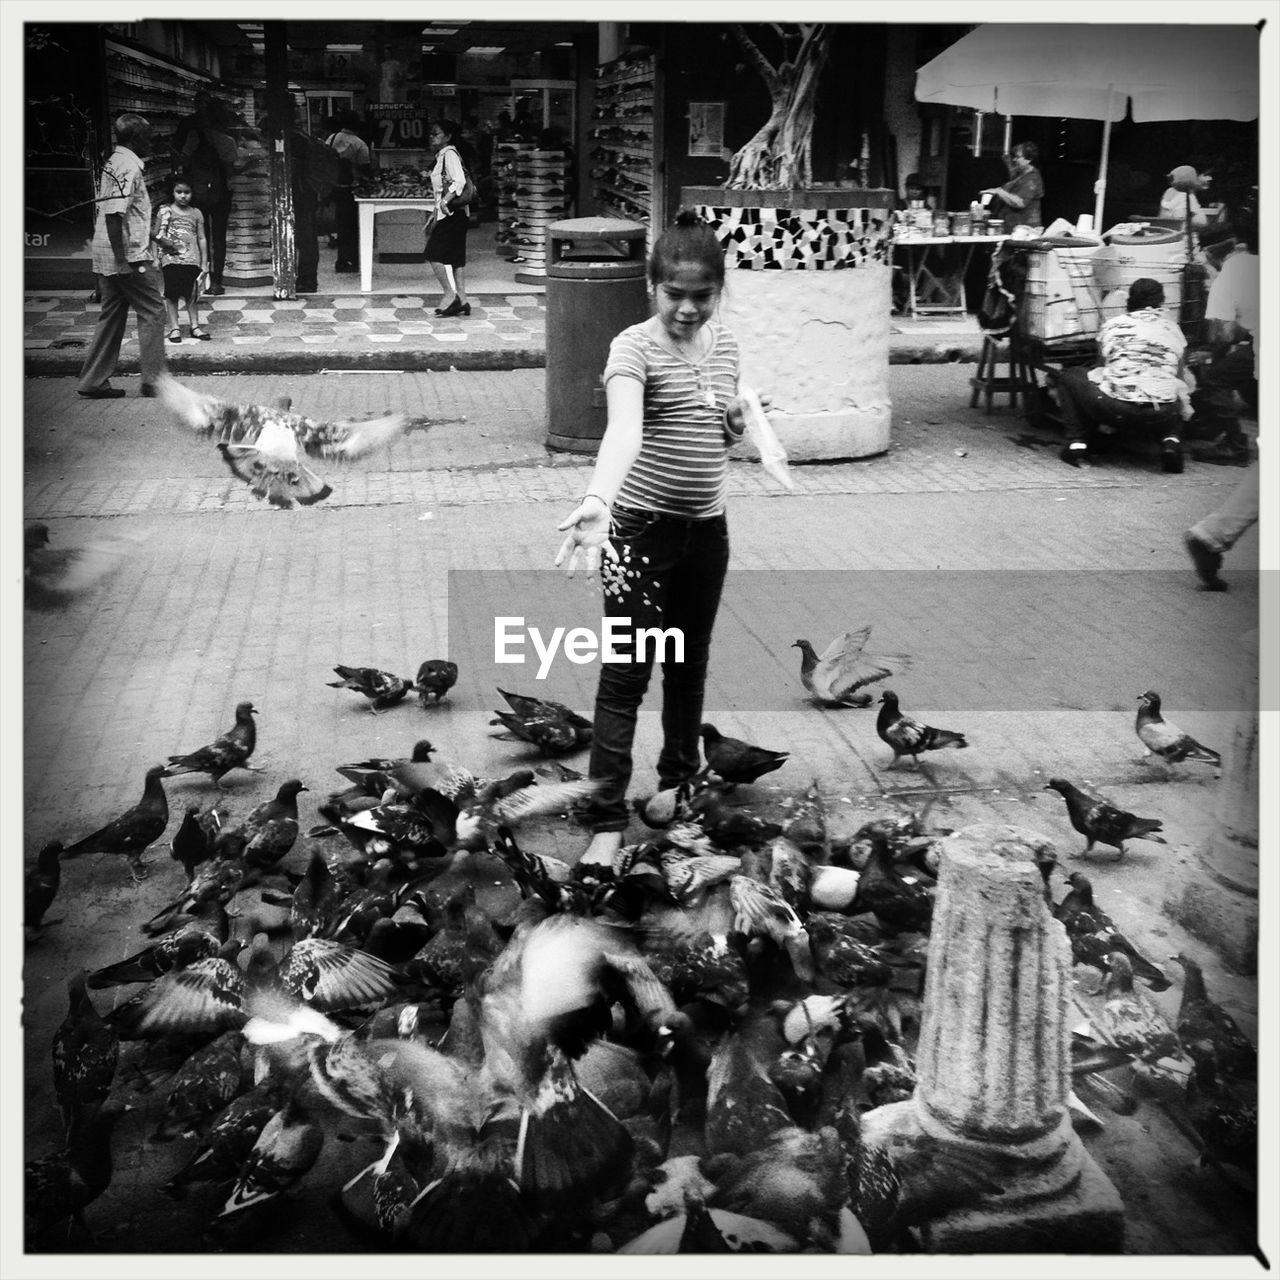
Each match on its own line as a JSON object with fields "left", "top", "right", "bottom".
{"left": 1160, "top": 436, "right": 1185, "bottom": 474}
{"left": 1059, "top": 442, "right": 1089, "bottom": 468}
{"left": 1183, "top": 531, "right": 1228, "bottom": 591}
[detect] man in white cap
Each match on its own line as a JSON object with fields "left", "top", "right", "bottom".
{"left": 1160, "top": 165, "right": 1211, "bottom": 229}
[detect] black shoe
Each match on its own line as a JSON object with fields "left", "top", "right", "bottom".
{"left": 139, "top": 383, "right": 159, "bottom": 398}
{"left": 437, "top": 298, "right": 465, "bottom": 318}
{"left": 1059, "top": 442, "right": 1089, "bottom": 468}
{"left": 296, "top": 282, "right": 318, "bottom": 294}
{"left": 334, "top": 263, "right": 358, "bottom": 274}
{"left": 78, "top": 385, "right": 125, "bottom": 399}
{"left": 1160, "top": 436, "right": 1184, "bottom": 474}
{"left": 1183, "top": 531, "right": 1228, "bottom": 591}
{"left": 205, "top": 282, "right": 225, "bottom": 296}
{"left": 1190, "top": 439, "right": 1250, "bottom": 466}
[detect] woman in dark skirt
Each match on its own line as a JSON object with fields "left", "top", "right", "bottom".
{"left": 425, "top": 119, "right": 470, "bottom": 317}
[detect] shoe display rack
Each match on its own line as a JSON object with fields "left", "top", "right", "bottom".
{"left": 220, "top": 86, "right": 272, "bottom": 289}
{"left": 509, "top": 146, "right": 572, "bottom": 282}
{"left": 104, "top": 39, "right": 269, "bottom": 289}
{"left": 493, "top": 139, "right": 527, "bottom": 260}
{"left": 589, "top": 52, "right": 658, "bottom": 233}
{"left": 103, "top": 37, "right": 218, "bottom": 208}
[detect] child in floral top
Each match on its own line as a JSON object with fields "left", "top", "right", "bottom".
{"left": 155, "top": 178, "right": 210, "bottom": 342}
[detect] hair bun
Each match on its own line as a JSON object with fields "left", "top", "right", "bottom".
{"left": 673, "top": 208, "right": 703, "bottom": 229}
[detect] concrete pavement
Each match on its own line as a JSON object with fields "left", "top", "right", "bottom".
{"left": 18, "top": 361, "right": 1265, "bottom": 1259}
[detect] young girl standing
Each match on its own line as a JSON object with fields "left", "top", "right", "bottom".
{"left": 555, "top": 209, "right": 769, "bottom": 864}
{"left": 154, "top": 178, "right": 210, "bottom": 342}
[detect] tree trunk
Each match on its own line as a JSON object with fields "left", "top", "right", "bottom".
{"left": 726, "top": 24, "right": 830, "bottom": 191}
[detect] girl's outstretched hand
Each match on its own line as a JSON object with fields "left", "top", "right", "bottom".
{"left": 725, "top": 388, "right": 773, "bottom": 436}
{"left": 554, "top": 497, "right": 618, "bottom": 578}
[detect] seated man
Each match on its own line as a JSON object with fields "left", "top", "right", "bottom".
{"left": 1186, "top": 208, "right": 1257, "bottom": 467}
{"left": 1055, "top": 278, "right": 1191, "bottom": 473}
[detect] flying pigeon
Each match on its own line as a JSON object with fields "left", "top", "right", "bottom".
{"left": 162, "top": 701, "right": 260, "bottom": 790}
{"left": 24, "top": 522, "right": 140, "bottom": 610}
{"left": 1045, "top": 778, "right": 1166, "bottom": 859}
{"left": 62, "top": 765, "right": 170, "bottom": 882}
{"left": 699, "top": 724, "right": 789, "bottom": 788}
{"left": 327, "top": 666, "right": 414, "bottom": 714}
{"left": 154, "top": 373, "right": 409, "bottom": 509}
{"left": 1135, "top": 691, "right": 1221, "bottom": 767}
{"left": 414, "top": 659, "right": 459, "bottom": 706}
{"left": 792, "top": 627, "right": 904, "bottom": 707}
{"left": 876, "top": 691, "right": 968, "bottom": 769}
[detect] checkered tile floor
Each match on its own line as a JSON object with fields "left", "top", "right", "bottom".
{"left": 23, "top": 292, "right": 547, "bottom": 354}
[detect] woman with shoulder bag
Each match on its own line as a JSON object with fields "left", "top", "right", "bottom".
{"left": 425, "top": 119, "right": 472, "bottom": 317}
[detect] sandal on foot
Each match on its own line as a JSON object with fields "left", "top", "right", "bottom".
{"left": 167, "top": 328, "right": 182, "bottom": 343}
{"left": 190, "top": 326, "right": 211, "bottom": 340}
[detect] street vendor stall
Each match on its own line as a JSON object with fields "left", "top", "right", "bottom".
{"left": 893, "top": 233, "right": 1007, "bottom": 320}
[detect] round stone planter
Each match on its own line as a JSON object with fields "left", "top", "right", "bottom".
{"left": 684, "top": 186, "right": 894, "bottom": 462}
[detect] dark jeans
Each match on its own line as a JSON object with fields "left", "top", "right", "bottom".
{"left": 201, "top": 197, "right": 232, "bottom": 286}
{"left": 582, "top": 507, "right": 730, "bottom": 832}
{"left": 1056, "top": 365, "right": 1181, "bottom": 447}
{"left": 1190, "top": 343, "right": 1256, "bottom": 441}
{"left": 334, "top": 188, "right": 358, "bottom": 267}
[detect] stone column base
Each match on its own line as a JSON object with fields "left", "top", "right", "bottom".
{"left": 861, "top": 1098, "right": 1125, "bottom": 1253}
{"left": 1163, "top": 865, "right": 1258, "bottom": 976}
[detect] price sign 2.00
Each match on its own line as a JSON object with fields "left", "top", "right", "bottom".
{"left": 370, "top": 105, "right": 426, "bottom": 149}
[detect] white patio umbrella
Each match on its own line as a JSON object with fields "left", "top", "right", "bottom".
{"left": 915, "top": 24, "right": 1259, "bottom": 227}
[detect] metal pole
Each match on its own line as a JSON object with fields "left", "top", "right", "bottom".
{"left": 1093, "top": 84, "right": 1114, "bottom": 233}
{"left": 264, "top": 21, "right": 296, "bottom": 299}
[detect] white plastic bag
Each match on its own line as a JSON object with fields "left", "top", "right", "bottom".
{"left": 740, "top": 386, "right": 794, "bottom": 492}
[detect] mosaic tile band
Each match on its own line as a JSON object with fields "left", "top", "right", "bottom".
{"left": 695, "top": 203, "right": 894, "bottom": 271}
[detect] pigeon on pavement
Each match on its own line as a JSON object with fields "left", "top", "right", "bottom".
{"left": 170, "top": 803, "right": 224, "bottom": 881}
{"left": 490, "top": 688, "right": 594, "bottom": 756}
{"left": 1135, "top": 691, "right": 1221, "bottom": 767}
{"left": 163, "top": 702, "right": 260, "bottom": 790}
{"left": 700, "top": 724, "right": 789, "bottom": 788}
{"left": 414, "top": 659, "right": 459, "bottom": 706}
{"left": 327, "top": 666, "right": 414, "bottom": 714}
{"left": 1053, "top": 871, "right": 1170, "bottom": 992}
{"left": 62, "top": 764, "right": 170, "bottom": 882}
{"left": 24, "top": 522, "right": 140, "bottom": 610}
{"left": 1045, "top": 778, "right": 1166, "bottom": 859}
{"left": 876, "top": 691, "right": 968, "bottom": 769}
{"left": 1169, "top": 953, "right": 1256, "bottom": 1081}
{"left": 25, "top": 1103, "right": 129, "bottom": 1243}
{"left": 155, "top": 373, "right": 409, "bottom": 509}
{"left": 52, "top": 972, "right": 120, "bottom": 1139}
{"left": 792, "top": 627, "right": 904, "bottom": 708}
{"left": 25, "top": 841, "right": 64, "bottom": 940}
{"left": 217, "top": 780, "right": 308, "bottom": 872}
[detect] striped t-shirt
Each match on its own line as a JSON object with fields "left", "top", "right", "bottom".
{"left": 604, "top": 321, "right": 741, "bottom": 519}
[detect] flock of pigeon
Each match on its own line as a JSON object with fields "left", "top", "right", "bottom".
{"left": 23, "top": 381, "right": 1251, "bottom": 1252}
{"left": 23, "top": 607, "right": 1253, "bottom": 1254}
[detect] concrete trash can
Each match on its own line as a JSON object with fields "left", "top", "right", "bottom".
{"left": 545, "top": 217, "right": 649, "bottom": 454}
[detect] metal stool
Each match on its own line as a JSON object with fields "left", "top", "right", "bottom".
{"left": 969, "top": 333, "right": 1037, "bottom": 413}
